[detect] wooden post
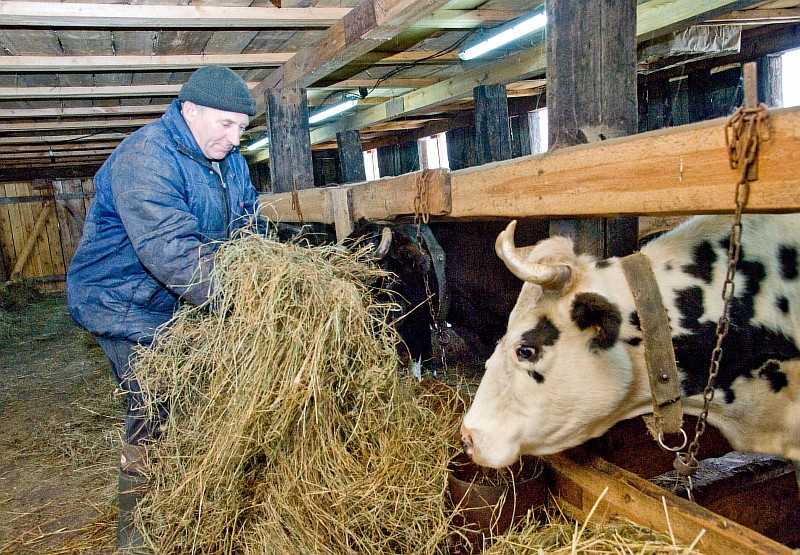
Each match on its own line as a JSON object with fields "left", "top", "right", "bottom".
{"left": 330, "top": 187, "right": 354, "bottom": 242}
{"left": 473, "top": 84, "right": 512, "bottom": 165}
{"left": 337, "top": 129, "right": 366, "bottom": 184}
{"left": 546, "top": 0, "right": 639, "bottom": 258}
{"left": 266, "top": 88, "right": 314, "bottom": 194}
{"left": 0, "top": 229, "right": 7, "bottom": 282}
{"left": 642, "top": 77, "right": 670, "bottom": 131}
{"left": 757, "top": 55, "right": 783, "bottom": 108}
{"left": 688, "top": 68, "right": 712, "bottom": 123}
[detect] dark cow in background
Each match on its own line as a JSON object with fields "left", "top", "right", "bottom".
{"left": 461, "top": 214, "right": 800, "bottom": 470}
{"left": 350, "top": 219, "right": 551, "bottom": 374}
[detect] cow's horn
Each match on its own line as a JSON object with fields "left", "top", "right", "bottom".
{"left": 495, "top": 220, "right": 572, "bottom": 289}
{"left": 374, "top": 226, "right": 393, "bottom": 259}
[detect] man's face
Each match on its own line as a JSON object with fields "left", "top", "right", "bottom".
{"left": 182, "top": 102, "right": 250, "bottom": 160}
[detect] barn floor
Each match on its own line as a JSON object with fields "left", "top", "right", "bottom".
{"left": 0, "top": 290, "right": 118, "bottom": 554}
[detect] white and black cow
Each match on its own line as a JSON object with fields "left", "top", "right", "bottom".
{"left": 461, "top": 214, "right": 800, "bottom": 469}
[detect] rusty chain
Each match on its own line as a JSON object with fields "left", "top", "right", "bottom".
{"left": 290, "top": 174, "right": 304, "bottom": 224}
{"left": 413, "top": 171, "right": 431, "bottom": 227}
{"left": 672, "top": 103, "right": 769, "bottom": 500}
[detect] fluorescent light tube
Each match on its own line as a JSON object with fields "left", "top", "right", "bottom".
{"left": 246, "top": 135, "right": 270, "bottom": 151}
{"left": 459, "top": 12, "right": 547, "bottom": 61}
{"left": 308, "top": 98, "right": 358, "bottom": 125}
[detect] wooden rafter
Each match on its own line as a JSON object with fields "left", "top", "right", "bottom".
{"left": 0, "top": 2, "right": 351, "bottom": 28}
{"left": 0, "top": 52, "right": 460, "bottom": 72}
{"left": 252, "top": 0, "right": 457, "bottom": 98}
{"left": 0, "top": 2, "right": 525, "bottom": 30}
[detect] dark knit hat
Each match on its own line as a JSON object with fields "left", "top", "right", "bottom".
{"left": 179, "top": 66, "right": 256, "bottom": 116}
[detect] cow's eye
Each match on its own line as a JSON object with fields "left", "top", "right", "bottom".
{"left": 516, "top": 345, "right": 536, "bottom": 361}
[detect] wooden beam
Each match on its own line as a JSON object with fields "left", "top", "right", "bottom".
{"left": 636, "top": 0, "right": 761, "bottom": 37}
{"left": 0, "top": 84, "right": 184, "bottom": 99}
{"left": 0, "top": 54, "right": 294, "bottom": 72}
{"left": 706, "top": 8, "right": 800, "bottom": 25}
{"left": 253, "top": 0, "right": 455, "bottom": 98}
{"left": 545, "top": 451, "right": 795, "bottom": 555}
{"left": 0, "top": 52, "right": 459, "bottom": 73}
{"left": 257, "top": 106, "right": 800, "bottom": 222}
{"left": 258, "top": 168, "right": 451, "bottom": 224}
{"left": 0, "top": 2, "right": 350, "bottom": 27}
{"left": 0, "top": 2, "right": 528, "bottom": 30}
{"left": 0, "top": 105, "right": 169, "bottom": 119}
{"left": 2, "top": 118, "right": 154, "bottom": 132}
{"left": 0, "top": 133, "right": 127, "bottom": 146}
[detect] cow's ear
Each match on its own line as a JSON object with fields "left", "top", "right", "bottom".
{"left": 570, "top": 293, "right": 622, "bottom": 350}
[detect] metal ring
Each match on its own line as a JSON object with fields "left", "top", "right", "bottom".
{"left": 657, "top": 428, "right": 688, "bottom": 452}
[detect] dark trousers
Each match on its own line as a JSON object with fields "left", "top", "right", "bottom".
{"left": 95, "top": 335, "right": 167, "bottom": 446}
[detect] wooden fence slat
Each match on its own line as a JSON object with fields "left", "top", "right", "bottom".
{"left": 10, "top": 199, "right": 53, "bottom": 280}
{"left": 0, "top": 187, "right": 15, "bottom": 279}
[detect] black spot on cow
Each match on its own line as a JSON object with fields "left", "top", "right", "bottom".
{"left": 731, "top": 249, "right": 766, "bottom": 323}
{"left": 596, "top": 259, "right": 612, "bottom": 269}
{"left": 776, "top": 295, "right": 790, "bottom": 314}
{"left": 571, "top": 293, "right": 622, "bottom": 351}
{"left": 778, "top": 245, "right": 799, "bottom": 280}
{"left": 519, "top": 317, "right": 560, "bottom": 375}
{"left": 674, "top": 286, "right": 704, "bottom": 331}
{"left": 527, "top": 369, "right": 545, "bottom": 384}
{"left": 623, "top": 312, "right": 643, "bottom": 346}
{"left": 521, "top": 316, "right": 560, "bottom": 349}
{"left": 664, "top": 262, "right": 673, "bottom": 272}
{"left": 758, "top": 360, "right": 788, "bottom": 393}
{"left": 674, "top": 319, "right": 798, "bottom": 401}
{"left": 682, "top": 241, "right": 716, "bottom": 284}
{"left": 674, "top": 242, "right": 791, "bottom": 402}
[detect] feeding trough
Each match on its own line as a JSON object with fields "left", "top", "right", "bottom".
{"left": 447, "top": 452, "right": 548, "bottom": 554}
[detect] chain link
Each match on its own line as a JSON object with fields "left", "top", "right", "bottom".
{"left": 414, "top": 171, "right": 431, "bottom": 227}
{"left": 290, "top": 174, "right": 304, "bottom": 224}
{"left": 673, "top": 103, "right": 769, "bottom": 497}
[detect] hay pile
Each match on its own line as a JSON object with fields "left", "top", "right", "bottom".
{"left": 135, "top": 231, "right": 466, "bottom": 554}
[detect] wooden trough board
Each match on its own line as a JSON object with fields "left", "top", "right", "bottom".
{"left": 545, "top": 451, "right": 796, "bottom": 555}
{"left": 257, "top": 105, "right": 800, "bottom": 230}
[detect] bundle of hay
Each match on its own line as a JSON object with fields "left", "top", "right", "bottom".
{"left": 135, "top": 230, "right": 466, "bottom": 554}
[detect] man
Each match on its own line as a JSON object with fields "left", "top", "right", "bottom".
{"left": 66, "top": 66, "right": 260, "bottom": 552}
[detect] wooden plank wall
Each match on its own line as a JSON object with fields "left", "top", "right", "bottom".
{"left": 0, "top": 178, "right": 94, "bottom": 291}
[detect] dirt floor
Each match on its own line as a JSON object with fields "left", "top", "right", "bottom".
{"left": 0, "top": 286, "right": 119, "bottom": 554}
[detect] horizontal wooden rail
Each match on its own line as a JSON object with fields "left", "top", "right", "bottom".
{"left": 545, "top": 452, "right": 795, "bottom": 555}
{"left": 258, "top": 167, "right": 451, "bottom": 225}
{"left": 257, "top": 106, "right": 800, "bottom": 229}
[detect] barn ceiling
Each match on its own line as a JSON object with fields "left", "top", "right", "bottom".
{"left": 1, "top": 0, "right": 799, "bottom": 181}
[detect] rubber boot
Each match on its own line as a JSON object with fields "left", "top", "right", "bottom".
{"left": 117, "top": 443, "right": 151, "bottom": 554}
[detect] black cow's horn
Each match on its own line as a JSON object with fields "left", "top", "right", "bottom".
{"left": 374, "top": 226, "right": 393, "bottom": 259}
{"left": 495, "top": 220, "right": 571, "bottom": 290}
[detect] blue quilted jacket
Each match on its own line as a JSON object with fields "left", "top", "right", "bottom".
{"left": 67, "top": 99, "right": 259, "bottom": 342}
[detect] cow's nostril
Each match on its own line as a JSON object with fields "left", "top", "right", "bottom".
{"left": 460, "top": 430, "right": 474, "bottom": 453}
